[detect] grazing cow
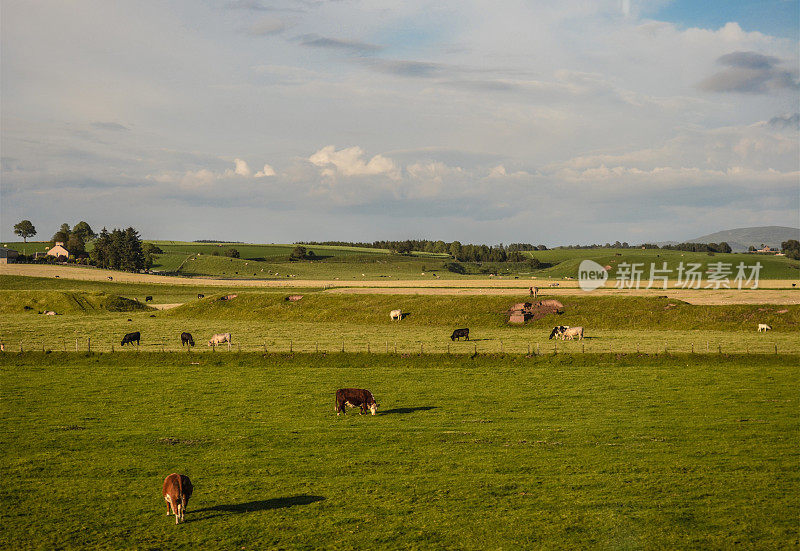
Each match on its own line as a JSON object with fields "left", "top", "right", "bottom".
{"left": 549, "top": 325, "right": 569, "bottom": 340}
{"left": 390, "top": 309, "right": 402, "bottom": 321}
{"left": 335, "top": 388, "right": 378, "bottom": 416}
{"left": 162, "top": 473, "right": 193, "bottom": 524}
{"left": 0, "top": 343, "right": 5, "bottom": 352}
{"left": 208, "top": 333, "right": 231, "bottom": 346}
{"left": 121, "top": 331, "right": 140, "bottom": 346}
{"left": 107, "top": 276, "right": 113, "bottom": 281}
{"left": 451, "top": 328, "right": 469, "bottom": 341}
{"left": 44, "top": 310, "right": 57, "bottom": 316}
{"left": 561, "top": 326, "right": 584, "bottom": 340}
{"left": 197, "top": 294, "right": 205, "bottom": 299}
{"left": 757, "top": 324, "right": 772, "bottom": 332}
{"left": 549, "top": 282, "right": 559, "bottom": 287}
{"left": 181, "top": 332, "right": 195, "bottom": 347}
{"left": 145, "top": 296, "right": 153, "bottom": 302}
{"left": 529, "top": 286, "right": 539, "bottom": 299}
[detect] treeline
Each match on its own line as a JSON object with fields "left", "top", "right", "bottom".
{"left": 660, "top": 242, "right": 732, "bottom": 253}
{"left": 299, "top": 240, "right": 548, "bottom": 262}
{"left": 558, "top": 241, "right": 732, "bottom": 253}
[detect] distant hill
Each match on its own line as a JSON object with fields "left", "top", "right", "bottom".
{"left": 673, "top": 226, "right": 800, "bottom": 252}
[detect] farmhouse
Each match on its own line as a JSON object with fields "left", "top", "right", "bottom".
{"left": 46, "top": 242, "right": 70, "bottom": 259}
{"left": 0, "top": 247, "right": 19, "bottom": 264}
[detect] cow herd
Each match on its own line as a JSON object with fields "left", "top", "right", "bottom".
{"left": 120, "top": 331, "right": 230, "bottom": 348}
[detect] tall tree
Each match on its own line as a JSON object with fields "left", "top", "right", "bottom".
{"left": 71, "top": 221, "right": 96, "bottom": 242}
{"left": 13, "top": 220, "right": 36, "bottom": 243}
{"left": 51, "top": 223, "right": 71, "bottom": 245}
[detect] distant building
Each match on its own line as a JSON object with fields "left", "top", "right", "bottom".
{"left": 47, "top": 242, "right": 70, "bottom": 259}
{"left": 0, "top": 247, "right": 19, "bottom": 264}
{"left": 756, "top": 245, "right": 775, "bottom": 253}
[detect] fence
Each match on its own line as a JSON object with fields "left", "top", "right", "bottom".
{"left": 2, "top": 337, "right": 792, "bottom": 356}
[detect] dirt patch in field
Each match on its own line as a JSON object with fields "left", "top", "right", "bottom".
{"left": 149, "top": 303, "right": 183, "bottom": 310}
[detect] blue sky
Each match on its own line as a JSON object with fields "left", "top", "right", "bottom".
{"left": 653, "top": 0, "right": 799, "bottom": 40}
{"left": 1, "top": 1, "right": 798, "bottom": 246}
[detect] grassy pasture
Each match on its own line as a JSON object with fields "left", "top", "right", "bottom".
{"left": 1, "top": 353, "right": 797, "bottom": 549}
{"left": 1, "top": 290, "right": 798, "bottom": 355}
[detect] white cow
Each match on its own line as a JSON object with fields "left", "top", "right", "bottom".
{"left": 757, "top": 324, "right": 772, "bottom": 332}
{"left": 561, "top": 326, "right": 584, "bottom": 340}
{"left": 390, "top": 309, "right": 403, "bottom": 321}
{"left": 208, "top": 332, "right": 232, "bottom": 346}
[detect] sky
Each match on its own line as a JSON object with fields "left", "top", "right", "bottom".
{"left": 1, "top": 0, "right": 798, "bottom": 246}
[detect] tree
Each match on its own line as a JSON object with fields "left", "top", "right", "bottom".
{"left": 66, "top": 234, "right": 86, "bottom": 256}
{"left": 449, "top": 241, "right": 462, "bottom": 260}
{"left": 71, "top": 221, "right": 96, "bottom": 242}
{"left": 13, "top": 220, "right": 36, "bottom": 243}
{"left": 782, "top": 239, "right": 800, "bottom": 260}
{"left": 224, "top": 248, "right": 240, "bottom": 258}
{"left": 142, "top": 243, "right": 164, "bottom": 255}
{"left": 718, "top": 242, "right": 732, "bottom": 254}
{"left": 288, "top": 246, "right": 307, "bottom": 261}
{"left": 51, "top": 223, "right": 71, "bottom": 245}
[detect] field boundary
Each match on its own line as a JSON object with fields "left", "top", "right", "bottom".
{"left": 3, "top": 339, "right": 794, "bottom": 356}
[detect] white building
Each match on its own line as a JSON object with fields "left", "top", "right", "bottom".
{"left": 46, "top": 242, "right": 70, "bottom": 259}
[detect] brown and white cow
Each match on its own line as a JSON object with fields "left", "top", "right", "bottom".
{"left": 162, "top": 473, "right": 193, "bottom": 524}
{"left": 335, "top": 388, "right": 378, "bottom": 416}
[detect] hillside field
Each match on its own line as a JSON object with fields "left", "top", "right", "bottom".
{"left": 1, "top": 353, "right": 797, "bottom": 549}
{"left": 5, "top": 241, "right": 798, "bottom": 280}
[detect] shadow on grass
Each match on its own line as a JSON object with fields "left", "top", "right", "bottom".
{"left": 189, "top": 495, "right": 325, "bottom": 521}
{"left": 380, "top": 406, "right": 437, "bottom": 415}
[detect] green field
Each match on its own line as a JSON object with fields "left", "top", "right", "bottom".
{"left": 6, "top": 241, "right": 798, "bottom": 280}
{"left": 1, "top": 353, "right": 797, "bottom": 549}
{"left": 1, "top": 283, "right": 798, "bottom": 355}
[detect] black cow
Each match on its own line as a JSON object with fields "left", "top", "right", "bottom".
{"left": 181, "top": 332, "right": 195, "bottom": 347}
{"left": 549, "top": 326, "right": 569, "bottom": 340}
{"left": 121, "top": 331, "right": 140, "bottom": 346}
{"left": 335, "top": 388, "right": 378, "bottom": 416}
{"left": 145, "top": 296, "right": 153, "bottom": 302}
{"left": 197, "top": 294, "right": 205, "bottom": 299}
{"left": 451, "top": 328, "right": 469, "bottom": 341}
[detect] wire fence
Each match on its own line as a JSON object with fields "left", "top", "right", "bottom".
{"left": 2, "top": 337, "right": 793, "bottom": 356}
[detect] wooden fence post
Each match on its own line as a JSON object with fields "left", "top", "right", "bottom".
{"left": 690, "top": 343, "right": 693, "bottom": 353}
{"left": 536, "top": 343, "right": 540, "bottom": 355}
{"left": 289, "top": 340, "right": 292, "bottom": 353}
{"left": 341, "top": 339, "right": 345, "bottom": 353}
{"left": 88, "top": 337, "right": 91, "bottom": 354}
{"left": 316, "top": 342, "right": 319, "bottom": 354}
{"left": 367, "top": 343, "right": 370, "bottom": 354}
{"left": 75, "top": 338, "right": 79, "bottom": 352}
{"left": 582, "top": 344, "right": 585, "bottom": 354}
{"left": 420, "top": 343, "right": 423, "bottom": 355}
{"left": 111, "top": 344, "right": 114, "bottom": 353}
{"left": 718, "top": 344, "right": 721, "bottom": 354}
{"left": 473, "top": 343, "right": 477, "bottom": 355}
{"left": 527, "top": 344, "right": 530, "bottom": 355}
{"left": 774, "top": 343, "right": 778, "bottom": 354}
{"left": 500, "top": 341, "right": 503, "bottom": 354}
{"left": 20, "top": 343, "right": 23, "bottom": 353}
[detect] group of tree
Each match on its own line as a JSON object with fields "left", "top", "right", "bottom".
{"left": 90, "top": 227, "right": 150, "bottom": 271}
{"left": 781, "top": 240, "right": 800, "bottom": 260}
{"left": 288, "top": 245, "right": 316, "bottom": 261}
{"left": 48, "top": 221, "right": 97, "bottom": 256}
{"left": 299, "top": 240, "right": 548, "bottom": 261}
{"left": 661, "top": 242, "right": 732, "bottom": 253}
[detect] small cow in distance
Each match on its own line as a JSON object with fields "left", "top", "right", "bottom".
{"left": 335, "top": 388, "right": 378, "bottom": 416}
{"left": 121, "top": 331, "right": 140, "bottom": 346}
{"left": 197, "top": 294, "right": 204, "bottom": 299}
{"left": 181, "top": 332, "right": 195, "bottom": 347}
{"left": 162, "top": 473, "right": 193, "bottom": 524}
{"left": 549, "top": 326, "right": 569, "bottom": 339}
{"left": 145, "top": 296, "right": 153, "bottom": 302}
{"left": 208, "top": 333, "right": 231, "bottom": 346}
{"left": 107, "top": 276, "right": 113, "bottom": 281}
{"left": 390, "top": 309, "right": 402, "bottom": 321}
{"left": 529, "top": 286, "right": 539, "bottom": 299}
{"left": 451, "top": 328, "right": 469, "bottom": 341}
{"left": 561, "top": 326, "right": 584, "bottom": 340}
{"left": 758, "top": 324, "right": 772, "bottom": 332}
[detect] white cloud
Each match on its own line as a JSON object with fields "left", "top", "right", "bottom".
{"left": 255, "top": 163, "right": 276, "bottom": 177}
{"left": 228, "top": 158, "right": 252, "bottom": 177}
{"left": 309, "top": 146, "right": 399, "bottom": 178}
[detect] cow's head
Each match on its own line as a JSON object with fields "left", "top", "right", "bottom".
{"left": 369, "top": 402, "right": 378, "bottom": 416}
